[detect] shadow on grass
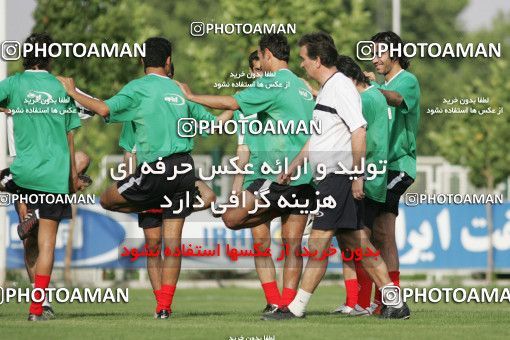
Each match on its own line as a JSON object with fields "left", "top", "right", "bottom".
{"left": 176, "top": 311, "right": 233, "bottom": 317}
{"left": 61, "top": 312, "right": 128, "bottom": 318}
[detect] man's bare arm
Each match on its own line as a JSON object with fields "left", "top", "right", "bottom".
{"left": 123, "top": 151, "right": 137, "bottom": 175}
{"left": 58, "top": 77, "right": 110, "bottom": 117}
{"left": 216, "top": 109, "right": 234, "bottom": 123}
{"left": 190, "top": 94, "right": 239, "bottom": 111}
{"left": 379, "top": 89, "right": 403, "bottom": 107}
{"left": 277, "top": 139, "right": 310, "bottom": 184}
{"left": 351, "top": 127, "right": 366, "bottom": 200}
{"left": 67, "top": 131, "right": 80, "bottom": 193}
{"left": 177, "top": 81, "right": 239, "bottom": 110}
{"left": 232, "top": 144, "right": 250, "bottom": 194}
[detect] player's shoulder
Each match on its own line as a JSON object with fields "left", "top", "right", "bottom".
{"left": 7, "top": 72, "right": 24, "bottom": 80}
{"left": 364, "top": 85, "right": 385, "bottom": 100}
{"left": 326, "top": 72, "right": 353, "bottom": 91}
{"left": 22, "top": 71, "right": 68, "bottom": 93}
{"left": 253, "top": 72, "right": 280, "bottom": 86}
{"left": 126, "top": 74, "right": 151, "bottom": 87}
{"left": 363, "top": 86, "right": 387, "bottom": 109}
{"left": 121, "top": 74, "right": 166, "bottom": 94}
{"left": 0, "top": 72, "right": 20, "bottom": 86}
{"left": 399, "top": 70, "right": 419, "bottom": 85}
{"left": 322, "top": 72, "right": 358, "bottom": 101}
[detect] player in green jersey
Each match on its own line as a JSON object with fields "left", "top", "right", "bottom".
{"left": 178, "top": 34, "right": 316, "bottom": 314}
{"left": 59, "top": 38, "right": 231, "bottom": 317}
{"left": 117, "top": 62, "right": 219, "bottom": 318}
{"left": 332, "top": 55, "right": 391, "bottom": 316}
{"left": 230, "top": 51, "right": 286, "bottom": 314}
{"left": 364, "top": 31, "right": 421, "bottom": 314}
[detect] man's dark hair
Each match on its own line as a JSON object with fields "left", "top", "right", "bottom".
{"left": 298, "top": 32, "right": 338, "bottom": 67}
{"left": 371, "top": 31, "right": 410, "bottom": 69}
{"left": 336, "top": 55, "right": 370, "bottom": 86}
{"left": 142, "top": 37, "right": 172, "bottom": 69}
{"left": 259, "top": 33, "right": 290, "bottom": 62}
{"left": 248, "top": 50, "right": 259, "bottom": 69}
{"left": 23, "top": 33, "right": 53, "bottom": 70}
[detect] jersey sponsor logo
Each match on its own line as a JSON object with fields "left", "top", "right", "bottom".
{"left": 298, "top": 88, "right": 314, "bottom": 101}
{"left": 163, "top": 93, "right": 185, "bottom": 106}
{"left": 24, "top": 90, "right": 55, "bottom": 105}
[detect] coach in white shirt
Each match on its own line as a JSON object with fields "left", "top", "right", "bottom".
{"left": 266, "top": 32, "right": 409, "bottom": 320}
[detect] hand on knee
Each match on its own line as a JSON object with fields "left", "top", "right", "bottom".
{"left": 200, "top": 192, "right": 216, "bottom": 209}
{"left": 100, "top": 195, "right": 114, "bottom": 211}
{"left": 253, "top": 238, "right": 271, "bottom": 251}
{"left": 146, "top": 238, "right": 162, "bottom": 251}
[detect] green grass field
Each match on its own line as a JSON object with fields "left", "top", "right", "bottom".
{"left": 1, "top": 286, "right": 509, "bottom": 340}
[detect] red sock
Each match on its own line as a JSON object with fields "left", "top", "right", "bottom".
{"left": 389, "top": 271, "right": 400, "bottom": 287}
{"left": 145, "top": 208, "right": 163, "bottom": 214}
{"left": 261, "top": 281, "right": 280, "bottom": 306}
{"left": 279, "top": 288, "right": 297, "bottom": 308}
{"left": 355, "top": 262, "right": 373, "bottom": 309}
{"left": 153, "top": 289, "right": 165, "bottom": 313}
{"left": 344, "top": 279, "right": 358, "bottom": 308}
{"left": 29, "top": 274, "right": 51, "bottom": 315}
{"left": 160, "top": 285, "right": 176, "bottom": 312}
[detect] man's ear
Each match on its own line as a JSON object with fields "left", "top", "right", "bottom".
{"left": 166, "top": 56, "right": 172, "bottom": 68}
{"left": 263, "top": 48, "right": 273, "bottom": 61}
{"left": 316, "top": 56, "right": 322, "bottom": 68}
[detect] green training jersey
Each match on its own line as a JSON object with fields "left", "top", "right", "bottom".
{"left": 361, "top": 86, "right": 390, "bottom": 202}
{"left": 0, "top": 70, "right": 81, "bottom": 193}
{"left": 119, "top": 121, "right": 136, "bottom": 152}
{"left": 380, "top": 70, "right": 420, "bottom": 179}
{"left": 118, "top": 101, "right": 213, "bottom": 157}
{"left": 233, "top": 69, "right": 314, "bottom": 186}
{"left": 106, "top": 73, "right": 216, "bottom": 165}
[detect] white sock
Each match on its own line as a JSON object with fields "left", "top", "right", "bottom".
{"left": 32, "top": 282, "right": 51, "bottom": 307}
{"left": 380, "top": 282, "right": 403, "bottom": 308}
{"left": 288, "top": 289, "right": 312, "bottom": 317}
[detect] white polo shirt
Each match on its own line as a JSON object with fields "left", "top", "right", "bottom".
{"left": 309, "top": 72, "right": 366, "bottom": 177}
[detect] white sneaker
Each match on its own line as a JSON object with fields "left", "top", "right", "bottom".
{"left": 350, "top": 304, "right": 371, "bottom": 317}
{"left": 303, "top": 214, "right": 314, "bottom": 236}
{"left": 331, "top": 304, "right": 354, "bottom": 314}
